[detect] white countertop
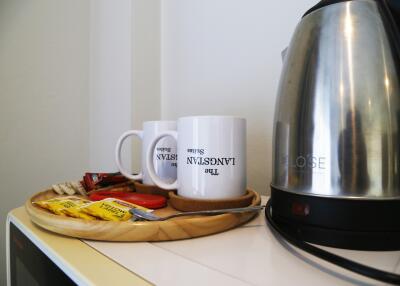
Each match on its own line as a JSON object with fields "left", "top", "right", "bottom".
{"left": 84, "top": 196, "right": 400, "bottom": 285}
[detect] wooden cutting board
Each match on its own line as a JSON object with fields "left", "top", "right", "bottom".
{"left": 25, "top": 189, "right": 261, "bottom": 242}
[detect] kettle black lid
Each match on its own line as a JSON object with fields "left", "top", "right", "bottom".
{"left": 303, "top": 0, "right": 351, "bottom": 17}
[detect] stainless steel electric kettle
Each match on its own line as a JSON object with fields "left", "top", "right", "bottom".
{"left": 269, "top": 0, "right": 400, "bottom": 250}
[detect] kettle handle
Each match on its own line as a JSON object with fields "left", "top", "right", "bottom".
{"left": 380, "top": 0, "right": 400, "bottom": 59}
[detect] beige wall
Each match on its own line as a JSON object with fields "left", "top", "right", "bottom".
{"left": 0, "top": 0, "right": 90, "bottom": 284}
{"left": 161, "top": 0, "right": 317, "bottom": 195}
{"left": 131, "top": 0, "right": 162, "bottom": 172}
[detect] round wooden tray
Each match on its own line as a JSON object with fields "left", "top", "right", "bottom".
{"left": 25, "top": 189, "right": 261, "bottom": 242}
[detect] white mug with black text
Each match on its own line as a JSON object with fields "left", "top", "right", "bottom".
{"left": 115, "top": 121, "right": 177, "bottom": 185}
{"left": 146, "top": 116, "right": 246, "bottom": 199}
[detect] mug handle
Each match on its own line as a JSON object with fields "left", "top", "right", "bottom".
{"left": 115, "top": 130, "right": 143, "bottom": 180}
{"left": 146, "top": 130, "right": 178, "bottom": 190}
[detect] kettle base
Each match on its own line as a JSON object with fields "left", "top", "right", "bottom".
{"left": 270, "top": 187, "right": 400, "bottom": 250}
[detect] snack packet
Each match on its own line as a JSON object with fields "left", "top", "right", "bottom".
{"left": 80, "top": 198, "right": 151, "bottom": 221}
{"left": 82, "top": 172, "right": 129, "bottom": 192}
{"left": 34, "top": 196, "right": 90, "bottom": 216}
{"left": 52, "top": 181, "right": 87, "bottom": 196}
{"left": 63, "top": 204, "right": 96, "bottom": 220}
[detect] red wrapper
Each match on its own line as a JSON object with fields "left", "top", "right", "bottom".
{"left": 82, "top": 172, "right": 129, "bottom": 191}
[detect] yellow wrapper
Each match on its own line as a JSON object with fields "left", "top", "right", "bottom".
{"left": 34, "top": 198, "right": 61, "bottom": 211}
{"left": 34, "top": 196, "right": 90, "bottom": 216}
{"left": 80, "top": 198, "right": 151, "bottom": 221}
{"left": 63, "top": 203, "right": 96, "bottom": 220}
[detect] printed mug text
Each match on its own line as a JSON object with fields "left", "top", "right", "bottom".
{"left": 156, "top": 153, "right": 177, "bottom": 161}
{"left": 187, "top": 157, "right": 236, "bottom": 166}
{"left": 156, "top": 147, "right": 177, "bottom": 168}
{"left": 186, "top": 155, "right": 236, "bottom": 176}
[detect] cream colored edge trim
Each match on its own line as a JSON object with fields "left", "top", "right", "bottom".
{"left": 6, "top": 215, "right": 10, "bottom": 286}
{"left": 7, "top": 213, "right": 92, "bottom": 286}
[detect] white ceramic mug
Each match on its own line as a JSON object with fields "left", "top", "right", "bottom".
{"left": 146, "top": 116, "right": 246, "bottom": 199}
{"left": 115, "top": 121, "right": 177, "bottom": 185}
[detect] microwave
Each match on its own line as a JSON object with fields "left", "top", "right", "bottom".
{"left": 7, "top": 221, "right": 75, "bottom": 286}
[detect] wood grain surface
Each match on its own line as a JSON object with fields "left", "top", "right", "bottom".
{"left": 25, "top": 189, "right": 261, "bottom": 242}
{"left": 169, "top": 190, "right": 256, "bottom": 211}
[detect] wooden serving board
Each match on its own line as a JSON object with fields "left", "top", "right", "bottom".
{"left": 25, "top": 189, "right": 261, "bottom": 242}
